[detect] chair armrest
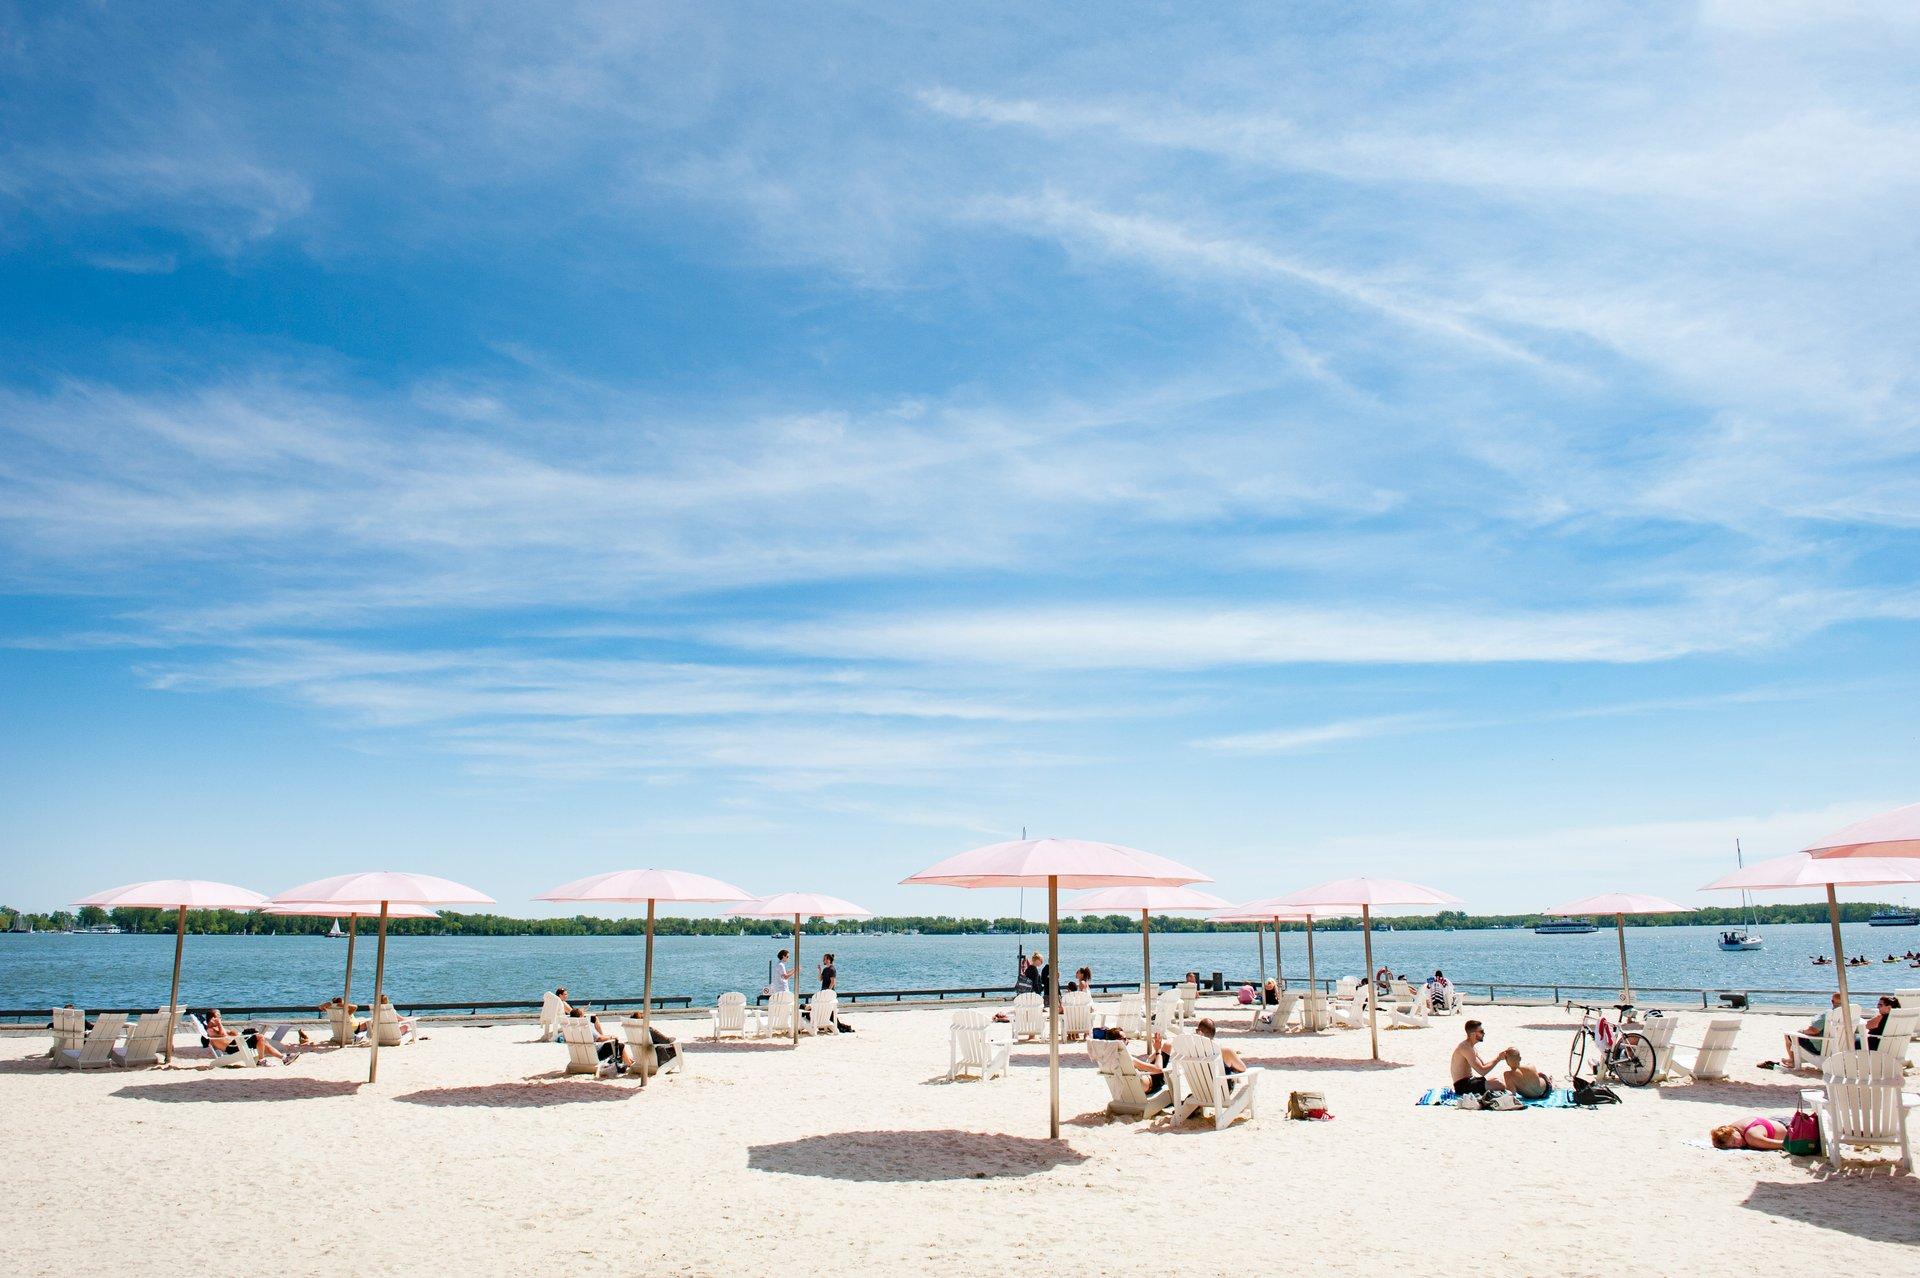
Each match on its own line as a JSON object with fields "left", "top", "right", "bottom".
{"left": 1798, "top": 1088, "right": 1824, "bottom": 1107}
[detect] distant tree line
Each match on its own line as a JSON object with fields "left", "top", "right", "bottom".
{"left": 0, "top": 901, "right": 1907, "bottom": 937}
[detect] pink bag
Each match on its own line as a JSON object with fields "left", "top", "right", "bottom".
{"left": 1783, "top": 1111, "right": 1821, "bottom": 1157}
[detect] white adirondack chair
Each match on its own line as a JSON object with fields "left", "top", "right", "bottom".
{"left": 1800, "top": 1050, "right": 1915, "bottom": 1173}
{"left": 1670, "top": 1018, "right": 1741, "bottom": 1082}
{"left": 621, "top": 1018, "right": 682, "bottom": 1076}
{"left": 1296, "top": 992, "right": 1329, "bottom": 1032}
{"left": 1061, "top": 990, "right": 1094, "bottom": 1041}
{"left": 1152, "top": 990, "right": 1183, "bottom": 1040}
{"left": 1112, "top": 1010, "right": 1146, "bottom": 1037}
{"left": 59, "top": 1013, "right": 127, "bottom": 1070}
{"left": 1009, "top": 992, "right": 1046, "bottom": 1042}
{"left": 1386, "top": 985, "right": 1431, "bottom": 1030}
{"left": 560, "top": 1018, "right": 618, "bottom": 1078}
{"left": 1870, "top": 1007, "right": 1920, "bottom": 1061}
{"left": 806, "top": 990, "right": 840, "bottom": 1035}
{"left": 1176, "top": 981, "right": 1199, "bottom": 1020}
{"left": 1329, "top": 988, "right": 1371, "bottom": 1030}
{"left": 372, "top": 1001, "right": 413, "bottom": 1047}
{"left": 111, "top": 1013, "right": 171, "bottom": 1067}
{"left": 327, "top": 1003, "right": 361, "bottom": 1046}
{"left": 1269, "top": 990, "right": 1300, "bottom": 1031}
{"left": 1170, "top": 1033, "right": 1260, "bottom": 1129}
{"left": 713, "top": 992, "right": 754, "bottom": 1040}
{"left": 49, "top": 1008, "right": 87, "bottom": 1067}
{"left": 1426, "top": 982, "right": 1462, "bottom": 1015}
{"left": 1088, "top": 1036, "right": 1170, "bottom": 1118}
{"left": 764, "top": 991, "right": 798, "bottom": 1037}
{"left": 1633, "top": 1014, "right": 1679, "bottom": 1080}
{"left": 948, "top": 1010, "right": 1011, "bottom": 1082}
{"left": 1332, "top": 977, "right": 1360, "bottom": 1000}
{"left": 537, "top": 992, "right": 569, "bottom": 1042}
{"left": 1790, "top": 1003, "right": 1862, "bottom": 1071}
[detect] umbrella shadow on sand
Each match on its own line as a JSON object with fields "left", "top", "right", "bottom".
{"left": 396, "top": 1079, "right": 638, "bottom": 1108}
{"left": 114, "top": 1077, "right": 363, "bottom": 1103}
{"left": 1654, "top": 1080, "right": 1811, "bottom": 1106}
{"left": 1238, "top": 1054, "right": 1413, "bottom": 1073}
{"left": 1742, "top": 1176, "right": 1920, "bottom": 1243}
{"left": 747, "top": 1129, "right": 1087, "bottom": 1182}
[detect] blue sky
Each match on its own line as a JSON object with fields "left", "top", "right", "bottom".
{"left": 2, "top": 4, "right": 1918, "bottom": 915}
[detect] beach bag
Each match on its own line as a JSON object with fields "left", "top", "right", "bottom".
{"left": 1783, "top": 1111, "right": 1821, "bottom": 1157}
{"left": 1488, "top": 1090, "right": 1523, "bottom": 1111}
{"left": 1454, "top": 1093, "right": 1485, "bottom": 1111}
{"left": 1287, "top": 1089, "right": 1329, "bottom": 1120}
{"left": 1571, "top": 1079, "right": 1621, "bottom": 1107}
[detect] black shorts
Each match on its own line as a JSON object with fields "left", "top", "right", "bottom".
{"left": 1453, "top": 1076, "right": 1488, "bottom": 1095}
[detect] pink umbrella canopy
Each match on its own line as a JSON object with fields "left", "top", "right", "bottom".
{"left": 722, "top": 892, "right": 872, "bottom": 918}
{"left": 536, "top": 867, "right": 754, "bottom": 904}
{"left": 270, "top": 870, "right": 494, "bottom": 906}
{"left": 74, "top": 879, "right": 268, "bottom": 910}
{"left": 1208, "top": 901, "right": 1361, "bottom": 1015}
{"left": 264, "top": 901, "right": 438, "bottom": 919}
{"left": 1545, "top": 892, "right": 1687, "bottom": 916}
{"left": 902, "top": 837, "right": 1209, "bottom": 889}
{"left": 1802, "top": 802, "right": 1920, "bottom": 859}
{"left": 1275, "top": 876, "right": 1462, "bottom": 908}
{"left": 1063, "top": 885, "right": 1230, "bottom": 913}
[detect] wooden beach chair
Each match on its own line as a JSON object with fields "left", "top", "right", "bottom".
{"left": 806, "top": 989, "right": 839, "bottom": 1035}
{"left": 1177, "top": 981, "right": 1199, "bottom": 1021}
{"left": 712, "top": 992, "right": 754, "bottom": 1040}
{"left": 621, "top": 1018, "right": 682, "bottom": 1077}
{"left": 48, "top": 1008, "right": 87, "bottom": 1066}
{"left": 111, "top": 1012, "right": 171, "bottom": 1068}
{"left": 1329, "top": 988, "right": 1371, "bottom": 1030}
{"left": 59, "top": 1013, "right": 127, "bottom": 1070}
{"left": 1009, "top": 992, "right": 1046, "bottom": 1042}
{"left": 1386, "top": 986, "right": 1431, "bottom": 1030}
{"left": 1087, "top": 1036, "right": 1169, "bottom": 1119}
{"left": 1170, "top": 1032, "right": 1260, "bottom": 1130}
{"left": 560, "top": 1018, "right": 618, "bottom": 1078}
{"left": 1296, "top": 991, "right": 1329, "bottom": 1032}
{"left": 1800, "top": 1050, "right": 1915, "bottom": 1173}
{"left": 1152, "top": 990, "right": 1182, "bottom": 1040}
{"left": 1670, "top": 1018, "right": 1740, "bottom": 1082}
{"left": 763, "top": 991, "right": 798, "bottom": 1038}
{"left": 1790, "top": 1003, "right": 1862, "bottom": 1071}
{"left": 327, "top": 1002, "right": 361, "bottom": 1046}
{"left": 1061, "top": 989, "right": 1094, "bottom": 1041}
{"left": 537, "top": 992, "right": 569, "bottom": 1042}
{"left": 1870, "top": 1007, "right": 1920, "bottom": 1062}
{"left": 948, "top": 1010, "right": 1011, "bottom": 1082}
{"left": 1633, "top": 1014, "right": 1679, "bottom": 1080}
{"left": 372, "top": 1001, "right": 414, "bottom": 1047}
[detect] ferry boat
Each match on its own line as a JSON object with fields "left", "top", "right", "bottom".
{"left": 1868, "top": 907, "right": 1919, "bottom": 927}
{"left": 1718, "top": 839, "right": 1764, "bottom": 951}
{"left": 1534, "top": 919, "right": 1599, "bottom": 935}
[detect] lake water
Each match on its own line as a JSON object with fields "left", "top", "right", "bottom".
{"left": 5, "top": 922, "right": 1918, "bottom": 1015}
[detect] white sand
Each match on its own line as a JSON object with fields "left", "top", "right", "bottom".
{"left": 4, "top": 999, "right": 1916, "bottom": 1276}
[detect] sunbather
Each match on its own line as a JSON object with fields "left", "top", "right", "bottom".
{"left": 1504, "top": 1051, "right": 1549, "bottom": 1098}
{"left": 1865, "top": 995, "right": 1902, "bottom": 1049}
{"left": 374, "top": 995, "right": 415, "bottom": 1039}
{"left": 1193, "top": 1018, "right": 1246, "bottom": 1075}
{"left": 1258, "top": 979, "right": 1281, "bottom": 1022}
{"left": 1710, "top": 1117, "right": 1785, "bottom": 1150}
{"left": 1781, "top": 992, "right": 1843, "bottom": 1064}
{"left": 587, "top": 1014, "right": 632, "bottom": 1072}
{"left": 1097, "top": 1026, "right": 1169, "bottom": 1093}
{"left": 1449, "top": 1020, "right": 1517, "bottom": 1095}
{"left": 242, "top": 1023, "right": 296, "bottom": 1064}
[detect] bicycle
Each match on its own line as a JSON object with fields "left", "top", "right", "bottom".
{"left": 1566, "top": 1002, "right": 1660, "bottom": 1087}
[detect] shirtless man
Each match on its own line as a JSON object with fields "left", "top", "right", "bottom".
{"left": 1194, "top": 1018, "right": 1249, "bottom": 1074}
{"left": 1450, "top": 1019, "right": 1516, "bottom": 1094}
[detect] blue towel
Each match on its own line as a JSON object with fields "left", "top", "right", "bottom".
{"left": 1416, "top": 1087, "right": 1577, "bottom": 1109}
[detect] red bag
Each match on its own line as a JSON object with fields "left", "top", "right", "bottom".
{"left": 1783, "top": 1111, "right": 1821, "bottom": 1157}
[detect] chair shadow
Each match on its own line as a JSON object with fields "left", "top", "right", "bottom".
{"left": 1741, "top": 1177, "right": 1920, "bottom": 1242}
{"left": 1237, "top": 1054, "right": 1413, "bottom": 1072}
{"left": 114, "top": 1077, "right": 363, "bottom": 1103}
{"left": 1655, "top": 1080, "right": 1811, "bottom": 1106}
{"left": 395, "top": 1079, "right": 639, "bottom": 1108}
{"left": 687, "top": 1039, "right": 806, "bottom": 1054}
{"left": 0, "top": 1057, "right": 62, "bottom": 1075}
{"left": 747, "top": 1129, "right": 1087, "bottom": 1182}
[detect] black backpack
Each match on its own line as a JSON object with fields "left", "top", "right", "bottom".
{"left": 1572, "top": 1078, "right": 1621, "bottom": 1106}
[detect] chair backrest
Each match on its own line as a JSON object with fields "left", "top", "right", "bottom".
{"left": 766, "top": 991, "right": 796, "bottom": 1031}
{"left": 1113, "top": 1010, "right": 1146, "bottom": 1037}
{"left": 1821, "top": 1049, "right": 1906, "bottom": 1141}
{"left": 1334, "top": 977, "right": 1359, "bottom": 998}
{"left": 119, "top": 1013, "right": 170, "bottom": 1064}
{"left": 1152, "top": 992, "right": 1181, "bottom": 1038}
{"left": 75, "top": 1013, "right": 127, "bottom": 1065}
{"left": 1873, "top": 1006, "right": 1920, "bottom": 1058}
{"left": 51, "top": 1008, "right": 86, "bottom": 1061}
{"left": 1087, "top": 1037, "right": 1150, "bottom": 1103}
{"left": 1011, "top": 992, "right": 1046, "bottom": 1036}
{"left": 373, "top": 1001, "right": 408, "bottom": 1045}
{"left": 1062, "top": 990, "right": 1093, "bottom": 1035}
{"left": 327, "top": 1003, "right": 358, "bottom": 1044}
{"left": 540, "top": 992, "right": 567, "bottom": 1030}
{"left": 1177, "top": 982, "right": 1198, "bottom": 1016}
{"left": 1274, "top": 990, "right": 1300, "bottom": 1022}
{"left": 1692, "top": 1018, "right": 1741, "bottom": 1078}
{"left": 951, "top": 1010, "right": 994, "bottom": 1066}
{"left": 1171, "top": 1032, "right": 1229, "bottom": 1106}
{"left": 716, "top": 992, "right": 747, "bottom": 1030}
{"left": 809, "top": 989, "right": 838, "bottom": 1026}
{"left": 560, "top": 1018, "right": 605, "bottom": 1071}
{"left": 1637, "top": 1015, "right": 1678, "bottom": 1051}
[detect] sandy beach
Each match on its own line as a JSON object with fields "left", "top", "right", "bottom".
{"left": 4, "top": 998, "right": 1916, "bottom": 1276}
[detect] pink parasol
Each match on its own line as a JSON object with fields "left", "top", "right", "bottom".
{"left": 1064, "top": 885, "right": 1231, "bottom": 1023}
{"left": 538, "top": 868, "right": 754, "bottom": 1080}
{"left": 270, "top": 871, "right": 494, "bottom": 1084}
{"left": 1208, "top": 899, "right": 1362, "bottom": 1011}
{"left": 266, "top": 902, "right": 437, "bottom": 1013}
{"left": 1544, "top": 892, "right": 1688, "bottom": 1003}
{"left": 1702, "top": 852, "right": 1920, "bottom": 1013}
{"left": 72, "top": 879, "right": 268, "bottom": 1065}
{"left": 1803, "top": 802, "right": 1920, "bottom": 860}
{"left": 904, "top": 837, "right": 1209, "bottom": 1138}
{"left": 1272, "top": 877, "right": 1462, "bottom": 1061}
{"left": 722, "top": 894, "right": 873, "bottom": 1046}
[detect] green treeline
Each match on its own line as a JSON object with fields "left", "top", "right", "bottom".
{"left": 0, "top": 901, "right": 1906, "bottom": 937}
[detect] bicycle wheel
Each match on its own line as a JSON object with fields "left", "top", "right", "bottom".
{"left": 1568, "top": 1029, "right": 1588, "bottom": 1080}
{"left": 1610, "top": 1032, "right": 1657, "bottom": 1087}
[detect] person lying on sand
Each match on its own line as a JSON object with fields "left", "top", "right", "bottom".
{"left": 1194, "top": 1019, "right": 1247, "bottom": 1075}
{"left": 1450, "top": 1020, "right": 1516, "bottom": 1095}
{"left": 1711, "top": 1117, "right": 1785, "bottom": 1150}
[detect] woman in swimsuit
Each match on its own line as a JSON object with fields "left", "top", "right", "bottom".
{"left": 1711, "top": 1117, "right": 1785, "bottom": 1150}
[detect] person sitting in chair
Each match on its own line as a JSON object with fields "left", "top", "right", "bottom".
{"left": 1450, "top": 1020, "right": 1517, "bottom": 1095}
{"left": 1865, "top": 995, "right": 1902, "bottom": 1049}
{"left": 1782, "top": 992, "right": 1843, "bottom": 1065}
{"left": 1193, "top": 1018, "right": 1248, "bottom": 1075}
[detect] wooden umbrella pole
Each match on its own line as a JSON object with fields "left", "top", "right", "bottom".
{"left": 1306, "top": 915, "right": 1318, "bottom": 1029}
{"left": 343, "top": 914, "right": 358, "bottom": 1007}
{"left": 1363, "top": 904, "right": 1379, "bottom": 1061}
{"left": 792, "top": 915, "right": 801, "bottom": 1047}
{"left": 1828, "top": 886, "right": 1852, "bottom": 1024}
{"left": 1274, "top": 917, "right": 1284, "bottom": 989}
{"left": 368, "top": 901, "right": 390, "bottom": 1084}
{"left": 1255, "top": 920, "right": 1266, "bottom": 988}
{"left": 640, "top": 898, "right": 656, "bottom": 1086}
{"left": 1047, "top": 875, "right": 1060, "bottom": 1140}
{"left": 1615, "top": 914, "right": 1631, "bottom": 1004}
{"left": 164, "top": 905, "right": 186, "bottom": 1065}
{"left": 1140, "top": 909, "right": 1152, "bottom": 1023}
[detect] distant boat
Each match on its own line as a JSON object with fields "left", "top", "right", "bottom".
{"left": 6, "top": 915, "right": 29, "bottom": 934}
{"left": 66, "top": 923, "right": 122, "bottom": 935}
{"left": 327, "top": 919, "right": 346, "bottom": 940}
{"left": 1719, "top": 839, "right": 1763, "bottom": 951}
{"left": 1534, "top": 919, "right": 1598, "bottom": 935}
{"left": 1868, "top": 907, "right": 1919, "bottom": 927}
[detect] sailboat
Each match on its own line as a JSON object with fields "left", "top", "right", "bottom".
{"left": 1718, "top": 839, "right": 1764, "bottom": 951}
{"left": 326, "top": 919, "right": 346, "bottom": 940}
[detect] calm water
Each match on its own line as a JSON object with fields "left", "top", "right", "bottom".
{"left": 5, "top": 922, "right": 1918, "bottom": 1013}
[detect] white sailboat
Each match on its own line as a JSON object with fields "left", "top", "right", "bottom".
{"left": 1718, "top": 839, "right": 1763, "bottom": 951}
{"left": 326, "top": 919, "right": 346, "bottom": 940}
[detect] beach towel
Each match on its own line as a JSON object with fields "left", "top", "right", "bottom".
{"left": 1415, "top": 1087, "right": 1577, "bottom": 1109}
